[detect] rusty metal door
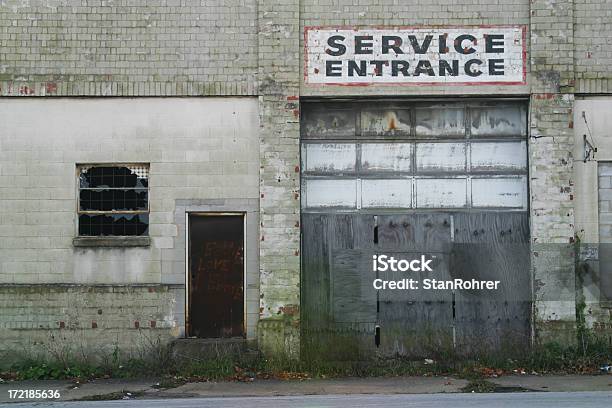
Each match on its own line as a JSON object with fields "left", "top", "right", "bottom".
{"left": 187, "top": 214, "right": 244, "bottom": 338}
{"left": 300, "top": 100, "right": 530, "bottom": 359}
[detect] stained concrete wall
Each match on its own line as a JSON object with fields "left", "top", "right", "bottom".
{"left": 0, "top": 98, "right": 260, "bottom": 362}
{"left": 573, "top": 97, "right": 612, "bottom": 338}
{"left": 529, "top": 0, "right": 577, "bottom": 343}
{"left": 257, "top": 0, "right": 302, "bottom": 357}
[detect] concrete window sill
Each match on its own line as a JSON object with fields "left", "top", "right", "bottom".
{"left": 73, "top": 236, "right": 151, "bottom": 248}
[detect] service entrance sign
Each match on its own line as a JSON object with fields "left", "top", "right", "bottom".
{"left": 304, "top": 26, "right": 526, "bottom": 86}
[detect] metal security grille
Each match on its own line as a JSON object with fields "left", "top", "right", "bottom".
{"left": 77, "top": 164, "right": 150, "bottom": 236}
{"left": 301, "top": 101, "right": 527, "bottom": 212}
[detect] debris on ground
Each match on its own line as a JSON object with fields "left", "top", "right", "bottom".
{"left": 471, "top": 366, "right": 504, "bottom": 378}
{"left": 77, "top": 390, "right": 144, "bottom": 401}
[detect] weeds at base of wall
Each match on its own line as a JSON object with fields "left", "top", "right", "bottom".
{"left": 2, "top": 335, "right": 610, "bottom": 382}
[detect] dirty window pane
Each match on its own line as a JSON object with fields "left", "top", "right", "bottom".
{"left": 415, "top": 107, "right": 465, "bottom": 137}
{"left": 79, "top": 166, "right": 148, "bottom": 188}
{"left": 361, "top": 143, "right": 412, "bottom": 172}
{"left": 78, "top": 165, "right": 149, "bottom": 236}
{"left": 79, "top": 189, "right": 148, "bottom": 211}
{"left": 303, "top": 143, "right": 356, "bottom": 173}
{"left": 361, "top": 109, "right": 411, "bottom": 137}
{"left": 78, "top": 214, "right": 149, "bottom": 236}
{"left": 470, "top": 141, "right": 527, "bottom": 171}
{"left": 361, "top": 179, "right": 412, "bottom": 208}
{"left": 301, "top": 109, "right": 357, "bottom": 139}
{"left": 415, "top": 178, "right": 468, "bottom": 208}
{"left": 470, "top": 105, "right": 527, "bottom": 137}
{"left": 471, "top": 177, "right": 527, "bottom": 208}
{"left": 416, "top": 143, "right": 466, "bottom": 172}
{"left": 302, "top": 179, "right": 357, "bottom": 208}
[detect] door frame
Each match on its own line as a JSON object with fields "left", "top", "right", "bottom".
{"left": 185, "top": 211, "right": 247, "bottom": 338}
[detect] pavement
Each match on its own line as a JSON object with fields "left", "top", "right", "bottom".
{"left": 0, "top": 375, "right": 610, "bottom": 404}
{"left": 2, "top": 392, "right": 612, "bottom": 408}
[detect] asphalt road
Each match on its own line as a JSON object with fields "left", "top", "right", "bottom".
{"left": 2, "top": 392, "right": 612, "bottom": 408}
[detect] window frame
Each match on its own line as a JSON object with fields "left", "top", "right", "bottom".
{"left": 76, "top": 163, "right": 150, "bottom": 237}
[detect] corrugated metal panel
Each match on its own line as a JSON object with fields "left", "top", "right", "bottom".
{"left": 415, "top": 107, "right": 465, "bottom": 137}
{"left": 303, "top": 143, "right": 356, "bottom": 172}
{"left": 361, "top": 179, "right": 412, "bottom": 208}
{"left": 303, "top": 179, "right": 357, "bottom": 208}
{"left": 361, "top": 143, "right": 412, "bottom": 172}
{"left": 416, "top": 143, "right": 466, "bottom": 172}
{"left": 416, "top": 178, "right": 467, "bottom": 208}
{"left": 470, "top": 105, "right": 526, "bottom": 137}
{"left": 361, "top": 109, "right": 411, "bottom": 136}
{"left": 470, "top": 141, "right": 527, "bottom": 171}
{"left": 471, "top": 177, "right": 527, "bottom": 208}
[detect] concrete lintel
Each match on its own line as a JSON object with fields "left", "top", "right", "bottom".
{"left": 72, "top": 236, "right": 151, "bottom": 247}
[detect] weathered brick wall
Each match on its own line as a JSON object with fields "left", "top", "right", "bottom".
{"left": 0, "top": 284, "right": 179, "bottom": 368}
{"left": 530, "top": 0, "right": 577, "bottom": 342}
{"left": 575, "top": 0, "right": 612, "bottom": 92}
{"left": 257, "top": 0, "right": 301, "bottom": 357}
{"left": 300, "top": 0, "right": 529, "bottom": 24}
{"left": 0, "top": 0, "right": 258, "bottom": 96}
{"left": 299, "top": 0, "right": 531, "bottom": 97}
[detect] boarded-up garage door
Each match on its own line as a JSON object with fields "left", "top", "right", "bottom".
{"left": 300, "top": 101, "right": 530, "bottom": 359}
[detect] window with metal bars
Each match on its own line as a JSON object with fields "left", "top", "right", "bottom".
{"left": 77, "top": 165, "right": 149, "bottom": 236}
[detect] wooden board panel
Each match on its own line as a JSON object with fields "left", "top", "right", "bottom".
{"left": 376, "top": 213, "right": 452, "bottom": 252}
{"left": 376, "top": 214, "right": 454, "bottom": 357}
{"left": 330, "top": 214, "right": 355, "bottom": 249}
{"left": 301, "top": 213, "right": 330, "bottom": 329}
{"left": 302, "top": 214, "right": 377, "bottom": 360}
{"left": 354, "top": 214, "right": 377, "bottom": 250}
{"left": 451, "top": 212, "right": 531, "bottom": 354}
{"left": 331, "top": 249, "right": 377, "bottom": 323}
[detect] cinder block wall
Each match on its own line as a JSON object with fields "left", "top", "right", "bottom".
{"left": 0, "top": 98, "right": 260, "bottom": 364}
{"left": 575, "top": 0, "right": 612, "bottom": 92}
{"left": 0, "top": 0, "right": 258, "bottom": 96}
{"left": 0, "top": 285, "right": 179, "bottom": 367}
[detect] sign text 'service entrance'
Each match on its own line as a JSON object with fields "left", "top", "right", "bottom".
{"left": 305, "top": 26, "right": 526, "bottom": 85}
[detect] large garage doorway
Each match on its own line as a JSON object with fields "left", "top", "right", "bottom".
{"left": 187, "top": 214, "right": 245, "bottom": 338}
{"left": 300, "top": 100, "right": 530, "bottom": 359}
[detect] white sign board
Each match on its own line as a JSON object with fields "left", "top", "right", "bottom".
{"left": 305, "top": 26, "right": 526, "bottom": 86}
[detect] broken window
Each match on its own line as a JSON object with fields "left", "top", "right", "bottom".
{"left": 77, "top": 165, "right": 149, "bottom": 236}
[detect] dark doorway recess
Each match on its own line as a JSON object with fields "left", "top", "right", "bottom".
{"left": 188, "top": 214, "right": 244, "bottom": 338}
